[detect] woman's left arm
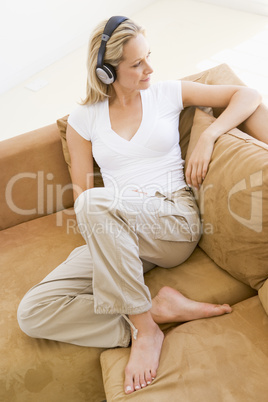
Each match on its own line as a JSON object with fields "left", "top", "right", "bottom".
{"left": 181, "top": 81, "right": 262, "bottom": 188}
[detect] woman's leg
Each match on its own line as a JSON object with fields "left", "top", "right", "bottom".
{"left": 74, "top": 187, "right": 154, "bottom": 316}
{"left": 74, "top": 186, "right": 231, "bottom": 394}
{"left": 72, "top": 187, "right": 195, "bottom": 393}
{"left": 17, "top": 245, "right": 131, "bottom": 348}
{"left": 147, "top": 187, "right": 231, "bottom": 325}
{"left": 118, "top": 187, "right": 232, "bottom": 394}
{"left": 18, "top": 187, "right": 231, "bottom": 394}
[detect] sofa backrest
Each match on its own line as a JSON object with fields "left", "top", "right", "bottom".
{"left": 0, "top": 123, "right": 73, "bottom": 230}
{"left": 179, "top": 63, "right": 268, "bottom": 292}
{"left": 185, "top": 107, "right": 268, "bottom": 291}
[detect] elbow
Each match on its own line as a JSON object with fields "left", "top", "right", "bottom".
{"left": 251, "top": 87, "right": 262, "bottom": 104}
{"left": 234, "top": 86, "right": 262, "bottom": 114}
{"left": 245, "top": 87, "right": 262, "bottom": 108}
{"left": 256, "top": 90, "right": 262, "bottom": 108}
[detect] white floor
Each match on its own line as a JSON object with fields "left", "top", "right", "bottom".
{"left": 1, "top": 0, "right": 268, "bottom": 141}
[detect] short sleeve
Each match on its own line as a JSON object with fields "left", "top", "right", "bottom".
{"left": 67, "top": 104, "right": 93, "bottom": 141}
{"left": 158, "top": 80, "right": 184, "bottom": 113}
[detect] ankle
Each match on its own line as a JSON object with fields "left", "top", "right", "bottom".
{"left": 128, "top": 311, "right": 158, "bottom": 336}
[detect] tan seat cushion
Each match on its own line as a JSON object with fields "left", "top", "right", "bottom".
{"left": 185, "top": 108, "right": 268, "bottom": 290}
{"left": 0, "top": 207, "right": 256, "bottom": 402}
{"left": 100, "top": 296, "right": 268, "bottom": 401}
{"left": 144, "top": 244, "right": 256, "bottom": 333}
{"left": 144, "top": 246, "right": 256, "bottom": 316}
{"left": 0, "top": 210, "right": 106, "bottom": 402}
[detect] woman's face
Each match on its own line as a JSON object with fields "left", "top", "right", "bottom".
{"left": 115, "top": 33, "right": 153, "bottom": 92}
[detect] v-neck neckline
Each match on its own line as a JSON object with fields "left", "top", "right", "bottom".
{"left": 106, "top": 91, "right": 144, "bottom": 143}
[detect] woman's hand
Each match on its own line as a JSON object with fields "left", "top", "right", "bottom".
{"left": 181, "top": 82, "right": 262, "bottom": 188}
{"left": 185, "top": 133, "right": 215, "bottom": 189}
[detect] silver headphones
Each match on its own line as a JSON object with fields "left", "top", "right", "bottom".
{"left": 96, "top": 16, "right": 128, "bottom": 85}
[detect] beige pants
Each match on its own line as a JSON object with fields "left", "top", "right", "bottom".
{"left": 17, "top": 187, "right": 201, "bottom": 348}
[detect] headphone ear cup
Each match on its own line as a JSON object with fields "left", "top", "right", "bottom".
{"left": 96, "top": 63, "right": 116, "bottom": 84}
{"left": 104, "top": 64, "right": 117, "bottom": 83}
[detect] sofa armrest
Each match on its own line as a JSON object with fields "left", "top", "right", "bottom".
{"left": 0, "top": 123, "right": 73, "bottom": 230}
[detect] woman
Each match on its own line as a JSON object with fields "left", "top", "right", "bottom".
{"left": 17, "top": 16, "right": 261, "bottom": 395}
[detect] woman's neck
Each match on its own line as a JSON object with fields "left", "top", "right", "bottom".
{"left": 110, "top": 84, "right": 140, "bottom": 108}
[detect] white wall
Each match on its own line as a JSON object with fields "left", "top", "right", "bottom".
{"left": 0, "top": 0, "right": 157, "bottom": 94}
{"left": 2, "top": 0, "right": 267, "bottom": 96}
{"left": 197, "top": 0, "right": 268, "bottom": 16}
{"left": 1, "top": 0, "right": 268, "bottom": 141}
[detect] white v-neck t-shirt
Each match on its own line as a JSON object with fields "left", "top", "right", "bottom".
{"left": 68, "top": 80, "right": 186, "bottom": 197}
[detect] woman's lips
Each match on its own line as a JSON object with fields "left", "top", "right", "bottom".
{"left": 141, "top": 77, "right": 150, "bottom": 82}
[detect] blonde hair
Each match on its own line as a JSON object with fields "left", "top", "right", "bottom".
{"left": 81, "top": 18, "right": 145, "bottom": 105}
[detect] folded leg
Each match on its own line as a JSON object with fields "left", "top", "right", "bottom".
{"left": 17, "top": 245, "right": 131, "bottom": 347}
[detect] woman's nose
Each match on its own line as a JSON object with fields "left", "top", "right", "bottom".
{"left": 145, "top": 61, "right": 153, "bottom": 74}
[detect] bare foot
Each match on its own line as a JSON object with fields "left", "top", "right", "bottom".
{"left": 151, "top": 286, "right": 232, "bottom": 324}
{"left": 124, "top": 312, "right": 164, "bottom": 395}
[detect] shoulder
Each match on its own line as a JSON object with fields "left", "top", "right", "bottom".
{"left": 68, "top": 102, "right": 98, "bottom": 123}
{"left": 146, "top": 80, "right": 183, "bottom": 110}
{"left": 156, "top": 80, "right": 181, "bottom": 90}
{"left": 68, "top": 102, "right": 102, "bottom": 141}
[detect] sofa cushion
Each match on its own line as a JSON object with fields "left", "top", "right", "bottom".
{"left": 56, "top": 115, "right": 72, "bottom": 171}
{"left": 144, "top": 246, "right": 256, "bottom": 329}
{"left": 144, "top": 245, "right": 256, "bottom": 333}
{"left": 185, "top": 108, "right": 268, "bottom": 290}
{"left": 0, "top": 210, "right": 107, "bottom": 402}
{"left": 0, "top": 207, "right": 256, "bottom": 401}
{"left": 100, "top": 296, "right": 268, "bottom": 401}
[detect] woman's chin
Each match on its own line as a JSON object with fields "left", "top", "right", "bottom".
{"left": 139, "top": 78, "right": 151, "bottom": 88}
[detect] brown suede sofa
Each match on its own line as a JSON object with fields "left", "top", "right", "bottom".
{"left": 1, "top": 64, "right": 268, "bottom": 402}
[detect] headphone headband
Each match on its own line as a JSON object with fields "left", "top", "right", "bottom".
{"left": 103, "top": 16, "right": 128, "bottom": 39}
{"left": 96, "top": 16, "right": 128, "bottom": 84}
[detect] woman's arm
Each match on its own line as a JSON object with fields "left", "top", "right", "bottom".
{"left": 181, "top": 81, "right": 262, "bottom": 188}
{"left": 66, "top": 123, "right": 94, "bottom": 202}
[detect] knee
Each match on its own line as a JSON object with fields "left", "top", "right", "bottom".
{"left": 17, "top": 294, "right": 40, "bottom": 338}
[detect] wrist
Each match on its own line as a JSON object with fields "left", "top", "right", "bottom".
{"left": 200, "top": 129, "right": 218, "bottom": 144}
